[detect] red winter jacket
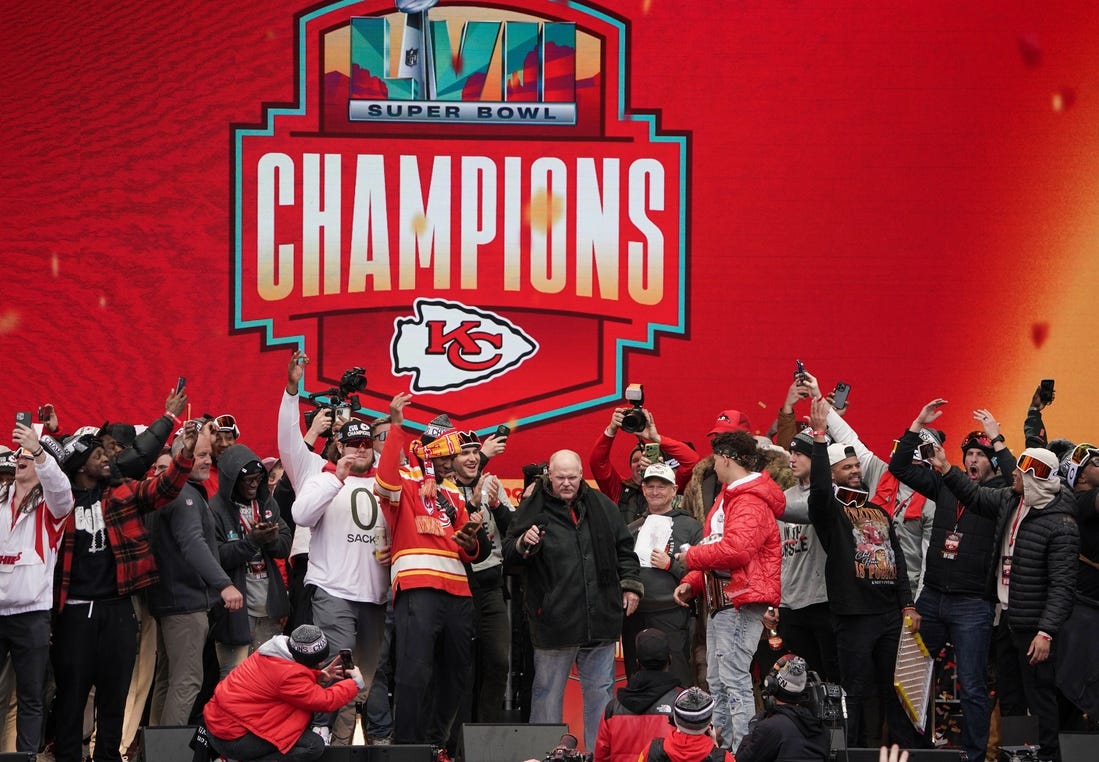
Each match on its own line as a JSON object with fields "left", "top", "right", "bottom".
{"left": 681, "top": 471, "right": 784, "bottom": 608}
{"left": 204, "top": 637, "right": 358, "bottom": 754}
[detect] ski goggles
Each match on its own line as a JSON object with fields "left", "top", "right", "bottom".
{"left": 1016, "top": 453, "right": 1055, "bottom": 480}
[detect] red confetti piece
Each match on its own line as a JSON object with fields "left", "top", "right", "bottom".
{"left": 1018, "top": 34, "right": 1042, "bottom": 68}
{"left": 1031, "top": 322, "right": 1049, "bottom": 348}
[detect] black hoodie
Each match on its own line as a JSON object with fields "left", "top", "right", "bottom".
{"left": 735, "top": 703, "right": 829, "bottom": 762}
{"left": 209, "top": 444, "right": 292, "bottom": 646}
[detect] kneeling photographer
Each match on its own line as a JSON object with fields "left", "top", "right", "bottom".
{"left": 734, "top": 655, "right": 831, "bottom": 762}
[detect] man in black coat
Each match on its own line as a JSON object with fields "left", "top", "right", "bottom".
{"left": 505, "top": 449, "right": 644, "bottom": 751}
{"left": 933, "top": 445, "right": 1078, "bottom": 762}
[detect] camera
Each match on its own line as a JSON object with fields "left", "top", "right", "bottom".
{"left": 544, "top": 734, "right": 592, "bottom": 762}
{"left": 619, "top": 383, "right": 647, "bottom": 434}
{"left": 303, "top": 366, "right": 369, "bottom": 437}
{"left": 805, "top": 673, "right": 845, "bottom": 727}
{"left": 522, "top": 462, "right": 548, "bottom": 490}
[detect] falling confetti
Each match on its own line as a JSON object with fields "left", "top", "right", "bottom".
{"left": 1017, "top": 34, "right": 1042, "bottom": 68}
{"left": 642, "top": 0, "right": 653, "bottom": 13}
{"left": 1052, "top": 88, "right": 1076, "bottom": 112}
{"left": 0, "top": 310, "right": 20, "bottom": 334}
{"left": 98, "top": 294, "right": 108, "bottom": 309}
{"left": 758, "top": 401, "right": 767, "bottom": 408}
{"left": 411, "top": 213, "right": 429, "bottom": 236}
{"left": 50, "top": 253, "right": 59, "bottom": 278}
{"left": 525, "top": 188, "right": 565, "bottom": 231}
{"left": 1031, "top": 321, "right": 1049, "bottom": 348}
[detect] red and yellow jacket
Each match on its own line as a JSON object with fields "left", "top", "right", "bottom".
{"left": 374, "top": 426, "right": 479, "bottom": 597}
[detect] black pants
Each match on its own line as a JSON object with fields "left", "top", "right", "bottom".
{"left": 0, "top": 609, "right": 52, "bottom": 754}
{"left": 1008, "top": 628, "right": 1061, "bottom": 761}
{"left": 393, "top": 588, "right": 473, "bottom": 745}
{"left": 209, "top": 728, "right": 325, "bottom": 761}
{"left": 832, "top": 609, "right": 918, "bottom": 749}
{"left": 471, "top": 579, "right": 511, "bottom": 722}
{"left": 622, "top": 605, "right": 693, "bottom": 687}
{"left": 51, "top": 598, "right": 139, "bottom": 762}
{"left": 778, "top": 602, "right": 840, "bottom": 683}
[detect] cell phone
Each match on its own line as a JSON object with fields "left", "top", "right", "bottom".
{"left": 334, "top": 405, "right": 352, "bottom": 426}
{"left": 339, "top": 648, "right": 353, "bottom": 669}
{"left": 15, "top": 411, "right": 33, "bottom": 428}
{"left": 495, "top": 424, "right": 510, "bottom": 438}
{"left": 1039, "top": 379, "right": 1055, "bottom": 405}
{"left": 832, "top": 381, "right": 851, "bottom": 409}
{"left": 175, "top": 376, "right": 186, "bottom": 396}
{"left": 461, "top": 519, "right": 482, "bottom": 534}
{"left": 643, "top": 442, "right": 661, "bottom": 461}
{"left": 37, "top": 404, "right": 54, "bottom": 423}
{"left": 917, "top": 442, "right": 936, "bottom": 461}
{"left": 794, "top": 358, "right": 806, "bottom": 381}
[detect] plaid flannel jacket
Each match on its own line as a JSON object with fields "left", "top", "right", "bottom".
{"left": 57, "top": 450, "right": 194, "bottom": 610}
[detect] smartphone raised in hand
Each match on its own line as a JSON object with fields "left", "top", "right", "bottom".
{"left": 643, "top": 442, "right": 662, "bottom": 462}
{"left": 339, "top": 648, "right": 353, "bottom": 670}
{"left": 1038, "top": 379, "right": 1055, "bottom": 405}
{"left": 832, "top": 382, "right": 852, "bottom": 409}
{"left": 15, "top": 411, "right": 33, "bottom": 428}
{"left": 175, "top": 376, "right": 186, "bottom": 396}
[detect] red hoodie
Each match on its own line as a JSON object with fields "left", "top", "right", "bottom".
{"left": 681, "top": 471, "right": 784, "bottom": 608}
{"left": 641, "top": 729, "right": 734, "bottom": 762}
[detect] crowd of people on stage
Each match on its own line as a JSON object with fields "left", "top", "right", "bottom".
{"left": 1, "top": 355, "right": 1094, "bottom": 762}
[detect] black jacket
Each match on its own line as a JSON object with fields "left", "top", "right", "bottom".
{"left": 146, "top": 481, "right": 233, "bottom": 616}
{"left": 209, "top": 444, "right": 292, "bottom": 646}
{"left": 627, "top": 508, "right": 703, "bottom": 612}
{"left": 735, "top": 704, "right": 830, "bottom": 762}
{"left": 942, "top": 468, "right": 1079, "bottom": 633}
{"left": 888, "top": 429, "right": 1010, "bottom": 599}
{"left": 504, "top": 478, "right": 643, "bottom": 648}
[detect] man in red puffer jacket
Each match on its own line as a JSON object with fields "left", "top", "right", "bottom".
{"left": 204, "top": 624, "right": 364, "bottom": 761}
{"left": 672, "top": 432, "right": 784, "bottom": 751}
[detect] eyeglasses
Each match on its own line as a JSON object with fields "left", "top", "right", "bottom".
{"left": 1070, "top": 443, "right": 1099, "bottom": 467}
{"left": 371, "top": 430, "right": 388, "bottom": 442}
{"left": 340, "top": 438, "right": 373, "bottom": 448}
{"left": 214, "top": 414, "right": 240, "bottom": 437}
{"left": 1016, "top": 454, "right": 1055, "bottom": 480}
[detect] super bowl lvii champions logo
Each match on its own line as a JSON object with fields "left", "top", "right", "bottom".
{"left": 232, "top": 0, "right": 688, "bottom": 431}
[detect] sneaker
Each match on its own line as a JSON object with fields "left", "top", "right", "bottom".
{"left": 312, "top": 726, "right": 332, "bottom": 745}
{"left": 373, "top": 737, "right": 393, "bottom": 746}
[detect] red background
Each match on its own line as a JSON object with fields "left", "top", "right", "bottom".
{"left": 4, "top": 0, "right": 1098, "bottom": 475}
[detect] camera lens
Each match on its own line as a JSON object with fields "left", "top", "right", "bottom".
{"left": 621, "top": 408, "right": 646, "bottom": 434}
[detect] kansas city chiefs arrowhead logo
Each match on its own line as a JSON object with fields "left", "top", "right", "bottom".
{"left": 392, "top": 299, "right": 539, "bottom": 393}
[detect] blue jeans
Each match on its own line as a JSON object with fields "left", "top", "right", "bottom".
{"left": 706, "top": 603, "right": 765, "bottom": 750}
{"left": 916, "top": 588, "right": 994, "bottom": 762}
{"left": 530, "top": 642, "right": 616, "bottom": 751}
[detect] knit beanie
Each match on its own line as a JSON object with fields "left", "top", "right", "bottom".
{"left": 289, "top": 624, "right": 330, "bottom": 667}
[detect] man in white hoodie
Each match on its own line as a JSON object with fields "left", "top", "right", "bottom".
{"left": 0, "top": 422, "right": 74, "bottom": 754}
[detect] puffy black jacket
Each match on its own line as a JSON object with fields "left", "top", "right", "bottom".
{"left": 504, "top": 478, "right": 643, "bottom": 648}
{"left": 942, "top": 468, "right": 1079, "bottom": 633}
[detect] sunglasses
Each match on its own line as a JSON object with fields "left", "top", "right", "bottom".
{"left": 371, "top": 429, "right": 388, "bottom": 442}
{"left": 1070, "top": 443, "right": 1099, "bottom": 467}
{"left": 15, "top": 448, "right": 35, "bottom": 461}
{"left": 1016, "top": 454, "right": 1055, "bottom": 480}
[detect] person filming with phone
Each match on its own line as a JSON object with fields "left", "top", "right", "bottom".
{"left": 203, "top": 623, "right": 366, "bottom": 762}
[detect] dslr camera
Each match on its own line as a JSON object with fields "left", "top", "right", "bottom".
{"left": 303, "top": 365, "right": 369, "bottom": 435}
{"left": 618, "top": 383, "right": 647, "bottom": 434}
